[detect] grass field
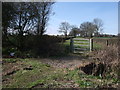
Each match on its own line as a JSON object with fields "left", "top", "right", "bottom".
{"left": 2, "top": 58, "right": 120, "bottom": 88}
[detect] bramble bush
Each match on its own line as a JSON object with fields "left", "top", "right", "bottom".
{"left": 93, "top": 44, "right": 119, "bottom": 78}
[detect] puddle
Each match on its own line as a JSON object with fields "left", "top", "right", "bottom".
{"left": 81, "top": 63, "right": 96, "bottom": 75}
{"left": 80, "top": 62, "right": 106, "bottom": 76}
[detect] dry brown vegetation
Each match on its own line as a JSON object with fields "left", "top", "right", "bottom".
{"left": 93, "top": 38, "right": 119, "bottom": 46}
{"left": 91, "top": 44, "right": 119, "bottom": 79}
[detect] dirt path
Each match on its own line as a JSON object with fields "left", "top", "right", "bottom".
{"left": 29, "top": 54, "right": 94, "bottom": 88}
{"left": 34, "top": 54, "right": 93, "bottom": 70}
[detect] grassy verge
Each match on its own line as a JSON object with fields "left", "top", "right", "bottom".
{"left": 3, "top": 59, "right": 66, "bottom": 88}
{"left": 3, "top": 58, "right": 119, "bottom": 88}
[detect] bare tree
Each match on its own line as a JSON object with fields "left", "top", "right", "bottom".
{"left": 69, "top": 25, "right": 80, "bottom": 37}
{"left": 34, "top": 1, "right": 54, "bottom": 36}
{"left": 9, "top": 2, "right": 38, "bottom": 51}
{"left": 80, "top": 22, "right": 96, "bottom": 37}
{"left": 2, "top": 2, "right": 16, "bottom": 38}
{"left": 2, "top": 2, "right": 54, "bottom": 51}
{"left": 58, "top": 22, "right": 71, "bottom": 37}
{"left": 93, "top": 18, "right": 104, "bottom": 35}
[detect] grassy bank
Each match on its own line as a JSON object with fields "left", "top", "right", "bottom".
{"left": 3, "top": 58, "right": 119, "bottom": 88}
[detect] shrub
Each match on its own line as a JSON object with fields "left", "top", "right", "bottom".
{"left": 2, "top": 35, "right": 67, "bottom": 58}
{"left": 30, "top": 35, "right": 67, "bottom": 57}
{"left": 93, "top": 45, "right": 119, "bottom": 78}
{"left": 2, "top": 47, "right": 17, "bottom": 56}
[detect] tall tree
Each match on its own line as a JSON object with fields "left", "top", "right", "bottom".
{"left": 93, "top": 18, "right": 104, "bottom": 35}
{"left": 80, "top": 22, "right": 96, "bottom": 37}
{"left": 34, "top": 1, "right": 54, "bottom": 36}
{"left": 12, "top": 2, "right": 38, "bottom": 35}
{"left": 7, "top": 2, "right": 38, "bottom": 51}
{"left": 69, "top": 26, "right": 80, "bottom": 37}
{"left": 2, "top": 2, "right": 16, "bottom": 37}
{"left": 58, "top": 22, "right": 71, "bottom": 37}
{"left": 2, "top": 2, "right": 54, "bottom": 51}
{"left": 3, "top": 2, "right": 54, "bottom": 36}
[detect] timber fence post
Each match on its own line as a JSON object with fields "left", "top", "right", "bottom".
{"left": 70, "top": 37, "right": 74, "bottom": 53}
{"left": 90, "top": 38, "right": 93, "bottom": 52}
{"left": 106, "top": 39, "right": 108, "bottom": 46}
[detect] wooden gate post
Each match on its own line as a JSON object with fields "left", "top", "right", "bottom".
{"left": 106, "top": 40, "right": 108, "bottom": 46}
{"left": 70, "top": 37, "right": 74, "bottom": 53}
{"left": 90, "top": 38, "right": 93, "bottom": 52}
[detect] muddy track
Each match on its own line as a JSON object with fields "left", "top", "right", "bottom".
{"left": 35, "top": 54, "right": 94, "bottom": 70}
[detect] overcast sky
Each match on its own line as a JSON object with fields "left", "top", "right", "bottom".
{"left": 45, "top": 2, "right": 118, "bottom": 35}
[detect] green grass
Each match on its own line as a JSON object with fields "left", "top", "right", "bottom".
{"left": 64, "top": 69, "right": 95, "bottom": 87}
{"left": 66, "top": 69, "right": 120, "bottom": 88}
{"left": 3, "top": 58, "right": 21, "bottom": 63}
{"left": 73, "top": 38, "right": 89, "bottom": 50}
{"left": 3, "top": 59, "right": 68, "bottom": 88}
{"left": 93, "top": 42, "right": 103, "bottom": 50}
{"left": 3, "top": 58, "right": 120, "bottom": 88}
{"left": 74, "top": 39, "right": 89, "bottom": 42}
{"left": 74, "top": 45, "right": 89, "bottom": 49}
{"left": 63, "top": 40, "right": 70, "bottom": 46}
{"left": 4, "top": 59, "right": 55, "bottom": 88}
